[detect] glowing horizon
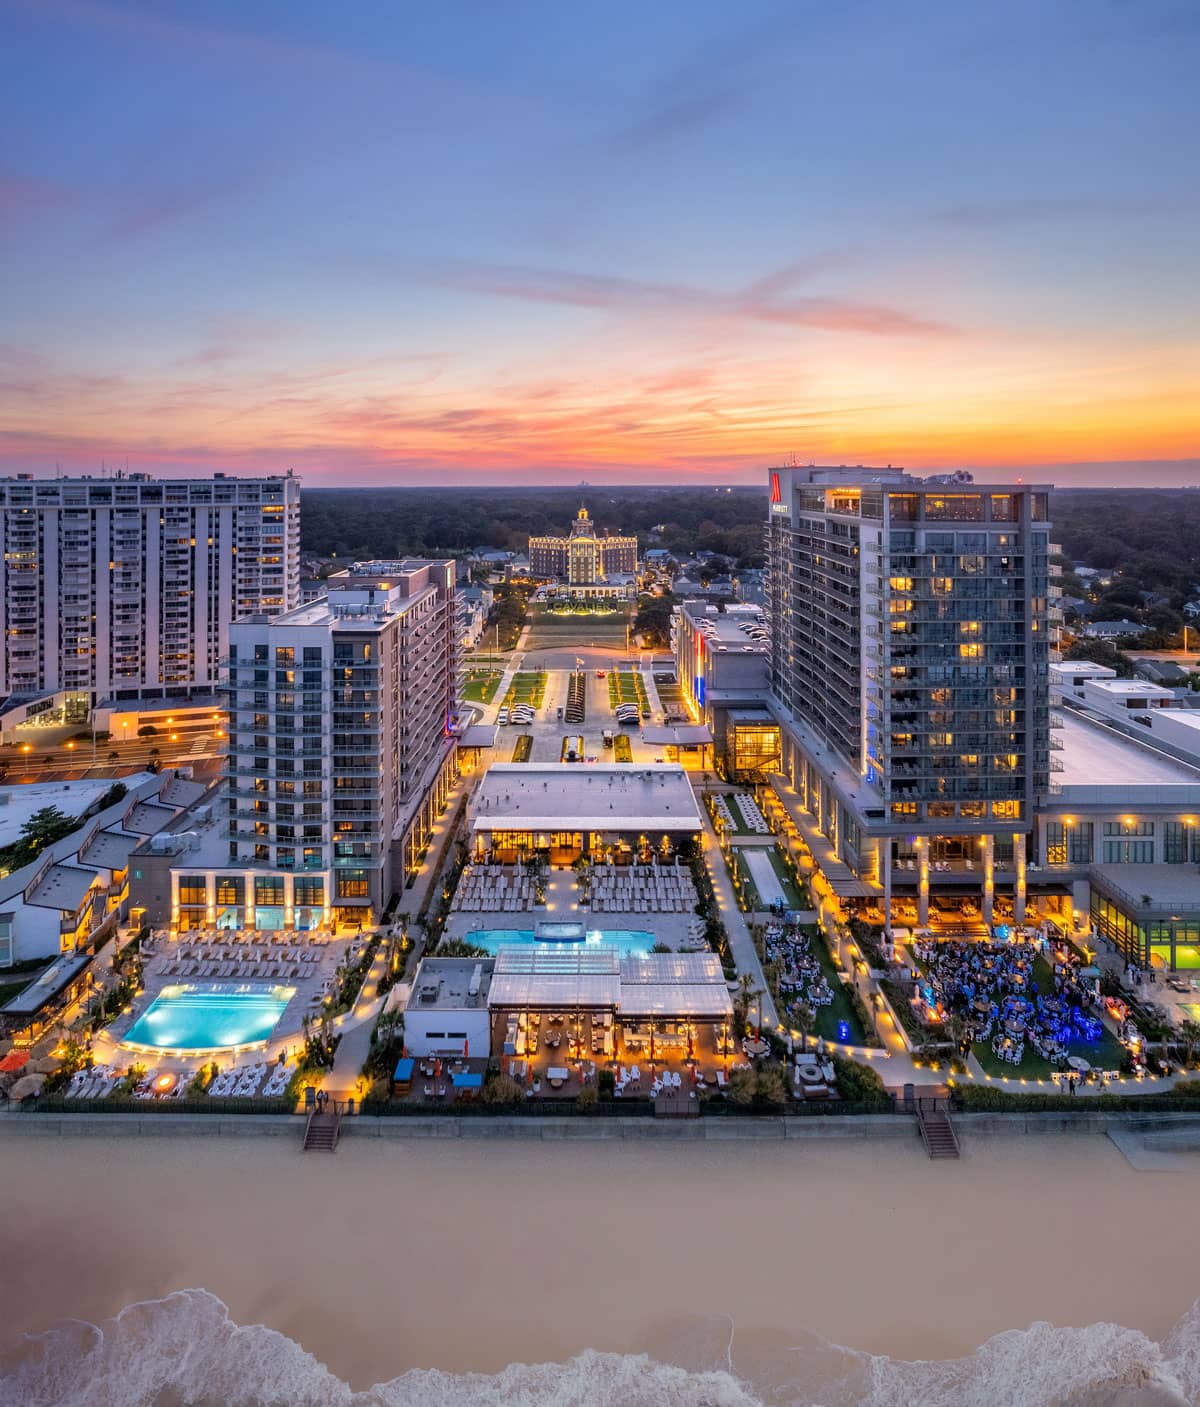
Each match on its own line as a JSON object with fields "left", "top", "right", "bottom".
{"left": 2, "top": 2, "right": 1197, "bottom": 488}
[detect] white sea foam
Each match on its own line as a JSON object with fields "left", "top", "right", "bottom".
{"left": 2, "top": 1290, "right": 1198, "bottom": 1407}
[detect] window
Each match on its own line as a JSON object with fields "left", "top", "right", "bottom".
{"left": 1069, "top": 823, "right": 1093, "bottom": 865}
{"left": 1103, "top": 820, "right": 1154, "bottom": 837}
{"left": 1163, "top": 822, "right": 1200, "bottom": 864}
{"left": 255, "top": 875, "right": 285, "bottom": 905}
{"left": 1047, "top": 822, "right": 1066, "bottom": 866}
{"left": 1102, "top": 840, "right": 1154, "bottom": 864}
{"left": 294, "top": 877, "right": 324, "bottom": 906}
{"left": 336, "top": 869, "right": 370, "bottom": 899}
{"left": 178, "top": 876, "right": 206, "bottom": 906}
{"left": 216, "top": 876, "right": 244, "bottom": 905}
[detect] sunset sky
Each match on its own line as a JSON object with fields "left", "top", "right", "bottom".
{"left": 2, "top": 0, "right": 1197, "bottom": 486}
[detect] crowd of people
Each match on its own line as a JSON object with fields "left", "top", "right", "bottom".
{"left": 913, "top": 936, "right": 1104, "bottom": 1068}
{"left": 764, "top": 921, "right": 834, "bottom": 1022}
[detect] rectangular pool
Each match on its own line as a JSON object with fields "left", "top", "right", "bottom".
{"left": 465, "top": 928, "right": 654, "bottom": 958}
{"left": 122, "top": 983, "right": 295, "bottom": 1053}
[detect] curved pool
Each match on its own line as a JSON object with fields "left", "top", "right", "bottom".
{"left": 122, "top": 983, "right": 296, "bottom": 1053}
{"left": 464, "top": 928, "right": 654, "bottom": 958}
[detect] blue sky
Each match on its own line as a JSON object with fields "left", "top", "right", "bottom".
{"left": 1, "top": 0, "right": 1197, "bottom": 484}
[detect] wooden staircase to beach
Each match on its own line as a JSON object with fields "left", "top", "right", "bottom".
{"left": 916, "top": 1106, "right": 960, "bottom": 1160}
{"left": 303, "top": 1107, "right": 342, "bottom": 1153}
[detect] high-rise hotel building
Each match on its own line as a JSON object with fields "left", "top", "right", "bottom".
{"left": 765, "top": 466, "right": 1051, "bottom": 927}
{"left": 0, "top": 472, "right": 300, "bottom": 722}
{"left": 211, "top": 561, "right": 458, "bottom": 928}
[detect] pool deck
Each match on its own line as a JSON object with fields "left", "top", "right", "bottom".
{"left": 92, "top": 931, "right": 362, "bottom": 1073}
{"left": 441, "top": 869, "right": 702, "bottom": 950}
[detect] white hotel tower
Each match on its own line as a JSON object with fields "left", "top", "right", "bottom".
{"left": 0, "top": 472, "right": 300, "bottom": 727}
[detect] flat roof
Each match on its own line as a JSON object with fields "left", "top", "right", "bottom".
{"left": 1, "top": 951, "right": 92, "bottom": 1016}
{"left": 1086, "top": 679, "right": 1174, "bottom": 698}
{"left": 641, "top": 724, "right": 713, "bottom": 746}
{"left": 28, "top": 863, "right": 99, "bottom": 911}
{"left": 79, "top": 829, "right": 141, "bottom": 869}
{"left": 1056, "top": 711, "right": 1200, "bottom": 788}
{"left": 407, "top": 957, "right": 493, "bottom": 1011}
{"left": 1050, "top": 661, "right": 1116, "bottom": 679}
{"left": 1157, "top": 710, "right": 1200, "bottom": 732}
{"left": 460, "top": 723, "right": 498, "bottom": 748}
{"left": 470, "top": 764, "right": 704, "bottom": 833}
{"left": 486, "top": 949, "right": 731, "bottom": 1016}
{"left": 1092, "top": 864, "right": 1200, "bottom": 914}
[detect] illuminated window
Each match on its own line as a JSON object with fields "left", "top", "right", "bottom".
{"left": 891, "top": 802, "right": 918, "bottom": 817}
{"left": 959, "top": 643, "right": 983, "bottom": 659}
{"left": 992, "top": 800, "right": 1021, "bottom": 819}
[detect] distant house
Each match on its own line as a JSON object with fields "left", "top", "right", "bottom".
{"left": 1135, "top": 659, "right": 1190, "bottom": 685}
{"left": 1083, "top": 619, "right": 1148, "bottom": 640}
{"left": 1183, "top": 601, "right": 1200, "bottom": 619}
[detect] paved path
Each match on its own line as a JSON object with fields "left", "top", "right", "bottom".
{"left": 321, "top": 945, "right": 390, "bottom": 1100}
{"left": 698, "top": 809, "right": 779, "bottom": 1029}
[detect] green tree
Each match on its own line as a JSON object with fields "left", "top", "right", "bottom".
{"left": 19, "top": 805, "right": 74, "bottom": 853}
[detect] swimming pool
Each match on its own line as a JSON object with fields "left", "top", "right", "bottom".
{"left": 465, "top": 928, "right": 655, "bottom": 958}
{"left": 122, "top": 983, "right": 296, "bottom": 1053}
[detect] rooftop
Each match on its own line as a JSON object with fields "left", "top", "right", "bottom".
{"left": 407, "top": 957, "right": 493, "bottom": 1012}
{"left": 470, "top": 764, "right": 704, "bottom": 834}
{"left": 79, "top": 829, "right": 142, "bottom": 870}
{"left": 1050, "top": 661, "right": 1117, "bottom": 680}
{"left": 27, "top": 863, "right": 99, "bottom": 912}
{"left": 1055, "top": 710, "right": 1200, "bottom": 790}
{"left": 1092, "top": 864, "right": 1200, "bottom": 916}
{"left": 1085, "top": 679, "right": 1175, "bottom": 700}
{"left": 680, "top": 601, "right": 768, "bottom": 651}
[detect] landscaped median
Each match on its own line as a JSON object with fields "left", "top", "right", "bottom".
{"left": 511, "top": 733, "right": 533, "bottom": 763}
{"left": 503, "top": 671, "right": 547, "bottom": 708}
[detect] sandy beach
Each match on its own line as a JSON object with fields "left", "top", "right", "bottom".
{"left": 0, "top": 1129, "right": 1197, "bottom": 1404}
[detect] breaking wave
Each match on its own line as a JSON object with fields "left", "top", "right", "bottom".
{"left": 2, "top": 1289, "right": 1199, "bottom": 1407}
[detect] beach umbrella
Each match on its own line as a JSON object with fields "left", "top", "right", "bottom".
{"left": 10, "top": 1073, "right": 46, "bottom": 1101}
{"left": 463, "top": 1037, "right": 469, "bottom": 1060}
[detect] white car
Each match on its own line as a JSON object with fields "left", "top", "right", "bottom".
{"left": 497, "top": 707, "right": 510, "bottom": 724}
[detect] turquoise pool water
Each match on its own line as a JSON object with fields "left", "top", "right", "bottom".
{"left": 465, "top": 928, "right": 654, "bottom": 958}
{"left": 123, "top": 983, "right": 295, "bottom": 1053}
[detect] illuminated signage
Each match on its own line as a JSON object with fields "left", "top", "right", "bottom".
{"left": 769, "top": 472, "right": 789, "bottom": 515}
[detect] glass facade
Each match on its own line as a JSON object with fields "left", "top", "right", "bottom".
{"left": 1092, "top": 892, "right": 1200, "bottom": 970}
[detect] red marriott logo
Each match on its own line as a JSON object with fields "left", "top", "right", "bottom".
{"left": 770, "top": 471, "right": 781, "bottom": 504}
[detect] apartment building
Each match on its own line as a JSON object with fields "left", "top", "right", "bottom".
{"left": 764, "top": 466, "right": 1052, "bottom": 927}
{"left": 140, "top": 560, "right": 459, "bottom": 931}
{"left": 0, "top": 472, "right": 300, "bottom": 728}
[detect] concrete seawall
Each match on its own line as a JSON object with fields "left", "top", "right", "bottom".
{"left": 4, "top": 1110, "right": 1200, "bottom": 1141}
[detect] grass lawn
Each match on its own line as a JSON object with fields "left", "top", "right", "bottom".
{"left": 909, "top": 951, "right": 1129, "bottom": 1077}
{"left": 511, "top": 733, "right": 532, "bottom": 763}
{"left": 503, "top": 671, "right": 547, "bottom": 707}
{"left": 607, "top": 670, "right": 648, "bottom": 711}
{"left": 524, "top": 605, "right": 630, "bottom": 651}
{"left": 0, "top": 977, "right": 32, "bottom": 1007}
{"left": 460, "top": 669, "right": 502, "bottom": 705}
{"left": 773, "top": 924, "right": 871, "bottom": 1045}
{"left": 732, "top": 845, "right": 805, "bottom": 911}
{"left": 727, "top": 793, "right": 770, "bottom": 833}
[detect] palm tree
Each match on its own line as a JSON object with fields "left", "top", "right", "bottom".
{"left": 793, "top": 1001, "right": 816, "bottom": 1054}
{"left": 1178, "top": 1018, "right": 1200, "bottom": 1068}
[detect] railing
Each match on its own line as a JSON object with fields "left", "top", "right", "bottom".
{"left": 31, "top": 1095, "right": 297, "bottom": 1115}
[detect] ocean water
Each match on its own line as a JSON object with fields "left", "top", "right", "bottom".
{"left": 2, "top": 1290, "right": 1198, "bottom": 1407}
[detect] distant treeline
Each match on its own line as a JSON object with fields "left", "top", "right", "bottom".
{"left": 299, "top": 485, "right": 768, "bottom": 567}
{"left": 1051, "top": 489, "right": 1200, "bottom": 594}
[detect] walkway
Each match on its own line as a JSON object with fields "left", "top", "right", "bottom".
{"left": 698, "top": 810, "right": 779, "bottom": 1029}
{"left": 743, "top": 849, "right": 786, "bottom": 909}
{"left": 320, "top": 944, "right": 390, "bottom": 1101}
